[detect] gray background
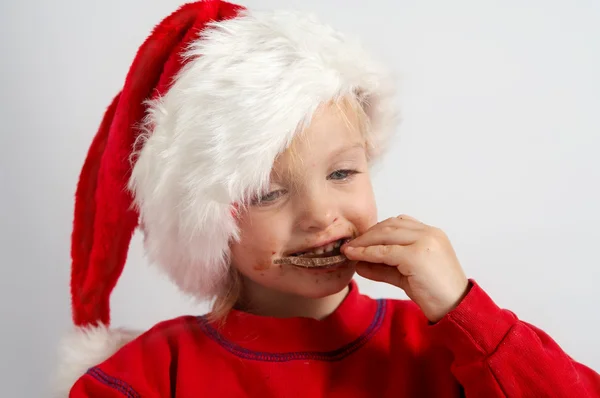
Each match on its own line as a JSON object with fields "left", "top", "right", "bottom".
{"left": 1, "top": 0, "right": 599, "bottom": 396}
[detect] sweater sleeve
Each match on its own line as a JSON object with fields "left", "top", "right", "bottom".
{"left": 429, "top": 279, "right": 600, "bottom": 397}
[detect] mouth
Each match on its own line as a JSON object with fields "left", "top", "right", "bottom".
{"left": 274, "top": 237, "right": 352, "bottom": 268}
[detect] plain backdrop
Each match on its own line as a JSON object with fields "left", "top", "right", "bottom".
{"left": 1, "top": 0, "right": 599, "bottom": 396}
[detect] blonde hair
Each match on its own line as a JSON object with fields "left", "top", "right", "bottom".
{"left": 206, "top": 266, "right": 243, "bottom": 324}
{"left": 288, "top": 94, "right": 371, "bottom": 164}
{"left": 206, "top": 93, "right": 372, "bottom": 322}
{"left": 282, "top": 94, "right": 372, "bottom": 195}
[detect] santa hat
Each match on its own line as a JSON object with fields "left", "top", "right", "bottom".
{"left": 56, "top": 0, "right": 397, "bottom": 394}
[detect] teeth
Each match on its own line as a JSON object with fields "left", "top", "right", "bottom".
{"left": 295, "top": 238, "right": 346, "bottom": 257}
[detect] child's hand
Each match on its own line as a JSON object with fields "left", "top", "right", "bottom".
{"left": 341, "top": 215, "right": 469, "bottom": 323}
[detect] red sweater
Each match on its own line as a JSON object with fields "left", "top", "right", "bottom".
{"left": 70, "top": 280, "right": 599, "bottom": 397}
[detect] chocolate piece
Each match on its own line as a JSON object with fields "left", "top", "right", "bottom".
{"left": 274, "top": 254, "right": 347, "bottom": 268}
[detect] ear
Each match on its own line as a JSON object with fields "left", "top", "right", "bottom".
{"left": 230, "top": 202, "right": 240, "bottom": 219}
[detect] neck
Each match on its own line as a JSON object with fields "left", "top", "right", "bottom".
{"left": 236, "top": 277, "right": 349, "bottom": 320}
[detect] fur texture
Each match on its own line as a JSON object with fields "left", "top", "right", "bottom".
{"left": 53, "top": 325, "right": 140, "bottom": 397}
{"left": 64, "top": 2, "right": 241, "bottom": 393}
{"left": 70, "top": 0, "right": 241, "bottom": 328}
{"left": 128, "top": 9, "right": 398, "bottom": 301}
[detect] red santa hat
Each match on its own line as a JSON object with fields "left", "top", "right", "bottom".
{"left": 57, "top": 0, "right": 397, "bottom": 394}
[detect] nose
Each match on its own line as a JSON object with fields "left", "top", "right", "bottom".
{"left": 295, "top": 188, "right": 338, "bottom": 232}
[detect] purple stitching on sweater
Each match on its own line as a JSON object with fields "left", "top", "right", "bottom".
{"left": 86, "top": 367, "right": 141, "bottom": 398}
{"left": 196, "top": 299, "right": 386, "bottom": 362}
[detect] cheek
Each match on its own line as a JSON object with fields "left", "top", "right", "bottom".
{"left": 252, "top": 246, "right": 278, "bottom": 271}
{"left": 346, "top": 180, "right": 377, "bottom": 232}
{"left": 230, "top": 213, "right": 287, "bottom": 273}
{"left": 231, "top": 238, "right": 280, "bottom": 272}
{"left": 230, "top": 204, "right": 294, "bottom": 263}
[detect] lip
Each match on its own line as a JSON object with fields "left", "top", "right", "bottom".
{"left": 292, "top": 258, "right": 355, "bottom": 273}
{"left": 284, "top": 235, "right": 353, "bottom": 257}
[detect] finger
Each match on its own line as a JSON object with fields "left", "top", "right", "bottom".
{"left": 355, "top": 262, "right": 406, "bottom": 289}
{"left": 343, "top": 225, "right": 422, "bottom": 249}
{"left": 380, "top": 216, "right": 427, "bottom": 231}
{"left": 395, "top": 214, "right": 428, "bottom": 228}
{"left": 344, "top": 245, "right": 414, "bottom": 275}
{"left": 346, "top": 245, "right": 416, "bottom": 277}
{"left": 371, "top": 217, "right": 427, "bottom": 236}
{"left": 396, "top": 214, "right": 421, "bottom": 222}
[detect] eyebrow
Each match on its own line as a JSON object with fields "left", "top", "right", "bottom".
{"left": 270, "top": 142, "right": 365, "bottom": 184}
{"left": 328, "top": 142, "right": 365, "bottom": 159}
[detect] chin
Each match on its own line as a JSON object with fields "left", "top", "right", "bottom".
{"left": 284, "top": 264, "right": 356, "bottom": 299}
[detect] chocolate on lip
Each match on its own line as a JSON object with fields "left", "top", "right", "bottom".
{"left": 273, "top": 254, "right": 348, "bottom": 268}
{"left": 275, "top": 236, "right": 353, "bottom": 268}
{"left": 285, "top": 237, "right": 351, "bottom": 257}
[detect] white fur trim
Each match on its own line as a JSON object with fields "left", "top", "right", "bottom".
{"left": 53, "top": 325, "right": 140, "bottom": 397}
{"left": 128, "top": 10, "right": 398, "bottom": 300}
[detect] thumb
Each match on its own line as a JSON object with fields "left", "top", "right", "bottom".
{"left": 355, "top": 262, "right": 407, "bottom": 290}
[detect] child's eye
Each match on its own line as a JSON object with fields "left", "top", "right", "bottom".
{"left": 251, "top": 189, "right": 286, "bottom": 206}
{"left": 328, "top": 169, "right": 359, "bottom": 181}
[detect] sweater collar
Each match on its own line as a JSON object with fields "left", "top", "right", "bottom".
{"left": 198, "top": 279, "right": 384, "bottom": 357}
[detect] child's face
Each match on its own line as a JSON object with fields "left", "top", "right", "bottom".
{"left": 229, "top": 100, "right": 377, "bottom": 299}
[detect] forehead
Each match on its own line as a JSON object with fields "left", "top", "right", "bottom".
{"left": 273, "top": 99, "right": 366, "bottom": 175}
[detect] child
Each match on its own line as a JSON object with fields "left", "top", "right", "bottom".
{"left": 58, "top": 1, "right": 600, "bottom": 397}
